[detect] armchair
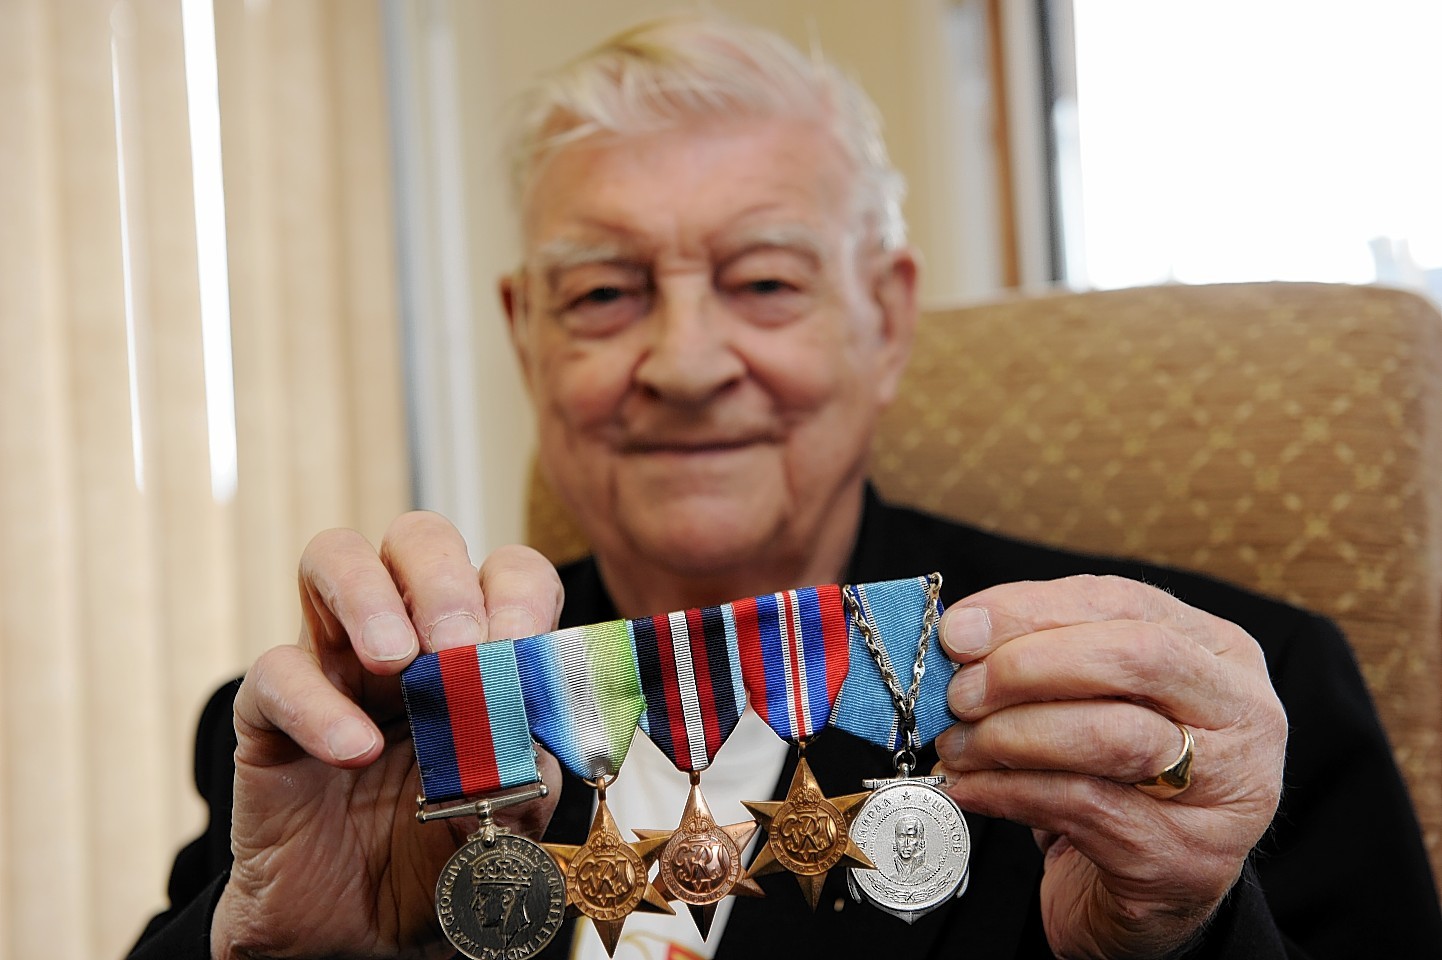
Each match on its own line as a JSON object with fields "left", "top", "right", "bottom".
{"left": 526, "top": 281, "right": 1442, "bottom": 888}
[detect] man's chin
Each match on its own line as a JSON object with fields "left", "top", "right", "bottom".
{"left": 616, "top": 495, "right": 784, "bottom": 579}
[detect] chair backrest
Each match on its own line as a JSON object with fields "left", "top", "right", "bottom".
{"left": 526, "top": 281, "right": 1442, "bottom": 882}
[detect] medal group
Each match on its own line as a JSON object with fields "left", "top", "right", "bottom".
{"left": 400, "top": 573, "right": 971, "bottom": 960}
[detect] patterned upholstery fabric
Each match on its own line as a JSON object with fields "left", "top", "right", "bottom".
{"left": 525, "top": 281, "right": 1442, "bottom": 886}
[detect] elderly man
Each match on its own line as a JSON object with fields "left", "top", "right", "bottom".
{"left": 131, "top": 15, "right": 1441, "bottom": 960}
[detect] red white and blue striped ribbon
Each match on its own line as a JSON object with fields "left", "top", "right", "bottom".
{"left": 633, "top": 605, "right": 748, "bottom": 773}
{"left": 734, "top": 585, "right": 850, "bottom": 742}
{"left": 832, "top": 576, "right": 956, "bottom": 751}
{"left": 401, "top": 640, "right": 539, "bottom": 803}
{"left": 400, "top": 575, "right": 944, "bottom": 793}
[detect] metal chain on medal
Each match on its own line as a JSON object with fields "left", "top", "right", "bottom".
{"left": 845, "top": 572, "right": 942, "bottom": 775}
{"left": 843, "top": 572, "right": 972, "bottom": 924}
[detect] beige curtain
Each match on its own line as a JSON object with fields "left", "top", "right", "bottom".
{"left": 0, "top": 1, "right": 408, "bottom": 957}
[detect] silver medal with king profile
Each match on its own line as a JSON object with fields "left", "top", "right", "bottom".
{"left": 436, "top": 829, "right": 567, "bottom": 960}
{"left": 419, "top": 784, "right": 567, "bottom": 960}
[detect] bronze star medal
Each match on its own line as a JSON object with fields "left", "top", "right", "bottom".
{"left": 635, "top": 773, "right": 764, "bottom": 937}
{"left": 743, "top": 752, "right": 874, "bottom": 908}
{"left": 544, "top": 787, "right": 673, "bottom": 956}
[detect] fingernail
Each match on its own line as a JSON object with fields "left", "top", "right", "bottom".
{"left": 934, "top": 724, "right": 967, "bottom": 762}
{"left": 948, "top": 662, "right": 987, "bottom": 715}
{"left": 488, "top": 607, "right": 541, "bottom": 641}
{"left": 327, "top": 717, "right": 377, "bottom": 762}
{"left": 942, "top": 607, "right": 991, "bottom": 659}
{"left": 362, "top": 612, "right": 417, "bottom": 662}
{"left": 428, "top": 612, "right": 483, "bottom": 651}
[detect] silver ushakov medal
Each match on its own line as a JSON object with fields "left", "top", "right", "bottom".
{"left": 837, "top": 574, "right": 973, "bottom": 923}
{"left": 847, "top": 773, "right": 970, "bottom": 923}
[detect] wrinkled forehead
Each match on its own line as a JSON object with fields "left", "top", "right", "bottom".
{"left": 513, "top": 115, "right": 866, "bottom": 263}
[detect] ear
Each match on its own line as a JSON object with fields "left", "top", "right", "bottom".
{"left": 499, "top": 272, "right": 536, "bottom": 392}
{"left": 870, "top": 246, "right": 920, "bottom": 406}
{"left": 499, "top": 271, "right": 522, "bottom": 338}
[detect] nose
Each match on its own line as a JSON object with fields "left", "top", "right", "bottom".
{"left": 632, "top": 282, "right": 745, "bottom": 404}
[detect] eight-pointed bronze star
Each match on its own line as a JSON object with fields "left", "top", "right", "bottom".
{"left": 742, "top": 755, "right": 874, "bottom": 909}
{"left": 634, "top": 777, "right": 764, "bottom": 938}
{"left": 544, "top": 795, "right": 673, "bottom": 956}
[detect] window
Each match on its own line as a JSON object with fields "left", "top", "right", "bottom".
{"left": 1057, "top": 0, "right": 1442, "bottom": 302}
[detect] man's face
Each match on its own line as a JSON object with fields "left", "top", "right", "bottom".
{"left": 504, "top": 116, "right": 916, "bottom": 592}
{"left": 895, "top": 817, "right": 923, "bottom": 860}
{"left": 473, "top": 884, "right": 524, "bottom": 930}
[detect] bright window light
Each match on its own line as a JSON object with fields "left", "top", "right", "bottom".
{"left": 1068, "top": 1, "right": 1442, "bottom": 302}
{"left": 111, "top": 28, "right": 146, "bottom": 493}
{"left": 181, "top": 0, "right": 238, "bottom": 503}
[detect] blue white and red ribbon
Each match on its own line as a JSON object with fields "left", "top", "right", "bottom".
{"left": 734, "top": 585, "right": 850, "bottom": 742}
{"left": 401, "top": 640, "right": 539, "bottom": 803}
{"left": 514, "top": 619, "right": 646, "bottom": 781}
{"left": 633, "top": 605, "right": 748, "bottom": 773}
{"left": 832, "top": 576, "right": 956, "bottom": 751}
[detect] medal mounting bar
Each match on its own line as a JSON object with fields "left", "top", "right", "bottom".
{"left": 416, "top": 781, "right": 549, "bottom": 825}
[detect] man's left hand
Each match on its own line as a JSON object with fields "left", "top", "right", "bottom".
{"left": 933, "top": 574, "right": 1287, "bottom": 959}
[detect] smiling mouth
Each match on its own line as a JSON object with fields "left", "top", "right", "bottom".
{"left": 626, "top": 437, "right": 763, "bottom": 453}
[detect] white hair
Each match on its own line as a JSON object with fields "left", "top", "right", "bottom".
{"left": 508, "top": 14, "right": 909, "bottom": 249}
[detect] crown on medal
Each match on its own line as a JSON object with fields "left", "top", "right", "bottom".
{"left": 472, "top": 851, "right": 534, "bottom": 887}
{"left": 590, "top": 831, "right": 620, "bottom": 852}
{"left": 792, "top": 784, "right": 822, "bottom": 809}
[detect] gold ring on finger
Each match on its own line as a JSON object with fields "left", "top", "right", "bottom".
{"left": 1134, "top": 721, "right": 1195, "bottom": 800}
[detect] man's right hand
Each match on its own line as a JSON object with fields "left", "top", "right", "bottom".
{"left": 210, "top": 513, "right": 565, "bottom": 960}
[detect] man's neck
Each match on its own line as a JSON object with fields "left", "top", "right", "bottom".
{"left": 594, "top": 486, "right": 866, "bottom": 617}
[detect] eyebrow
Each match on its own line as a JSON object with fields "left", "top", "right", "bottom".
{"left": 528, "top": 222, "right": 829, "bottom": 283}
{"left": 531, "top": 237, "right": 640, "bottom": 285}
{"left": 716, "top": 223, "right": 827, "bottom": 265}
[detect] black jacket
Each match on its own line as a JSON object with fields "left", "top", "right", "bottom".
{"left": 131, "top": 493, "right": 1442, "bottom": 958}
